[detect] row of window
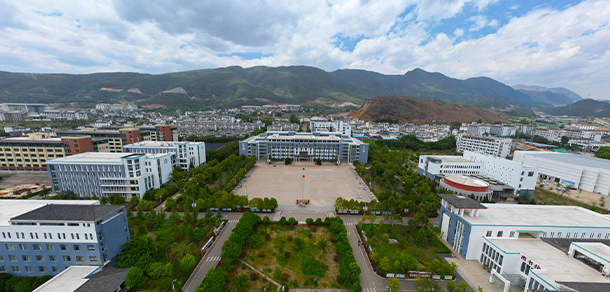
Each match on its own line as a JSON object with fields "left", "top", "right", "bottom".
{"left": 441, "top": 165, "right": 481, "bottom": 169}
{"left": 528, "top": 277, "right": 548, "bottom": 290}
{"left": 0, "top": 148, "right": 62, "bottom": 152}
{"left": 0, "top": 265, "right": 61, "bottom": 273}
{"left": 0, "top": 254, "right": 97, "bottom": 262}
{"left": 4, "top": 243, "right": 96, "bottom": 251}
{"left": 543, "top": 231, "right": 610, "bottom": 239}
{"left": 485, "top": 230, "right": 515, "bottom": 238}
{"left": 2, "top": 231, "right": 95, "bottom": 241}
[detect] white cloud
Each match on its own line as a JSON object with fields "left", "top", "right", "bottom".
{"left": 0, "top": 0, "right": 609, "bottom": 99}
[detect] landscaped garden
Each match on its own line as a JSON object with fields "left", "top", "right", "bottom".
{"left": 357, "top": 213, "right": 455, "bottom": 278}
{"left": 197, "top": 215, "right": 361, "bottom": 292}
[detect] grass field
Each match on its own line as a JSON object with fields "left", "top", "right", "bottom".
{"left": 236, "top": 224, "right": 342, "bottom": 290}
{"left": 532, "top": 187, "right": 610, "bottom": 214}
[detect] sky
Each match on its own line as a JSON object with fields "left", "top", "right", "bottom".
{"left": 0, "top": 0, "right": 609, "bottom": 99}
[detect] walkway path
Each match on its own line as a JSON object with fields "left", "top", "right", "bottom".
{"left": 154, "top": 192, "right": 181, "bottom": 212}
{"left": 238, "top": 259, "right": 281, "bottom": 287}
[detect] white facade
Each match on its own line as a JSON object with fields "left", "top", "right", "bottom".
{"left": 514, "top": 151, "right": 610, "bottom": 195}
{"left": 309, "top": 120, "right": 352, "bottom": 137}
{"left": 456, "top": 134, "right": 512, "bottom": 158}
{"left": 464, "top": 151, "right": 538, "bottom": 196}
{"left": 47, "top": 152, "right": 175, "bottom": 199}
{"left": 124, "top": 141, "right": 206, "bottom": 171}
{"left": 533, "top": 128, "right": 603, "bottom": 142}
{"left": 418, "top": 155, "right": 483, "bottom": 177}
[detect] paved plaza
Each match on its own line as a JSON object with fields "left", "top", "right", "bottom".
{"left": 234, "top": 161, "right": 369, "bottom": 208}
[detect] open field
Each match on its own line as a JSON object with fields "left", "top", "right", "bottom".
{"left": 234, "top": 161, "right": 368, "bottom": 207}
{"left": 532, "top": 187, "right": 610, "bottom": 214}
{"left": 0, "top": 172, "right": 50, "bottom": 189}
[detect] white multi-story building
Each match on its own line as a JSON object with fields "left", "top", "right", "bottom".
{"left": 438, "top": 196, "right": 610, "bottom": 292}
{"left": 456, "top": 134, "right": 512, "bottom": 158}
{"left": 514, "top": 151, "right": 610, "bottom": 195}
{"left": 489, "top": 125, "right": 517, "bottom": 137}
{"left": 533, "top": 128, "right": 602, "bottom": 142}
{"left": 466, "top": 124, "right": 492, "bottom": 136}
{"left": 124, "top": 141, "right": 205, "bottom": 171}
{"left": 0, "top": 200, "right": 129, "bottom": 277}
{"left": 309, "top": 120, "right": 352, "bottom": 137}
{"left": 418, "top": 150, "right": 538, "bottom": 197}
{"left": 47, "top": 152, "right": 175, "bottom": 199}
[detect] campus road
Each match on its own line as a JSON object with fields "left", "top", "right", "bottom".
{"left": 181, "top": 213, "right": 243, "bottom": 292}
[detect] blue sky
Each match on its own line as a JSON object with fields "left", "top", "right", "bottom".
{"left": 0, "top": 0, "right": 609, "bottom": 99}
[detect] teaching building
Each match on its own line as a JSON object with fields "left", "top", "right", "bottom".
{"left": 239, "top": 131, "right": 368, "bottom": 164}
{"left": 0, "top": 200, "right": 129, "bottom": 277}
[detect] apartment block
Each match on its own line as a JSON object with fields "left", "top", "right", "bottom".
{"left": 124, "top": 141, "right": 205, "bottom": 171}
{"left": 55, "top": 125, "right": 177, "bottom": 153}
{"left": 0, "top": 200, "right": 130, "bottom": 277}
{"left": 456, "top": 134, "right": 512, "bottom": 158}
{"left": 47, "top": 152, "right": 174, "bottom": 199}
{"left": 309, "top": 120, "right": 352, "bottom": 137}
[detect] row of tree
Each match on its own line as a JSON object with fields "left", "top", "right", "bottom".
{"left": 329, "top": 217, "right": 362, "bottom": 292}
{"left": 196, "top": 212, "right": 261, "bottom": 292}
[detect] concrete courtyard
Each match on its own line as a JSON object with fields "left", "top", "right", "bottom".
{"left": 234, "top": 161, "right": 368, "bottom": 208}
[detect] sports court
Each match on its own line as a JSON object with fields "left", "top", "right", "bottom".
{"left": 234, "top": 161, "right": 368, "bottom": 208}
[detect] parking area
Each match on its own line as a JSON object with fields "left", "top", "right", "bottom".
{"left": 0, "top": 172, "right": 50, "bottom": 189}
{"left": 234, "top": 161, "right": 368, "bottom": 207}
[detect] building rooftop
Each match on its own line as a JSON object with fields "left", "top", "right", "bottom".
{"left": 0, "top": 137, "right": 62, "bottom": 143}
{"left": 438, "top": 193, "right": 487, "bottom": 209}
{"left": 445, "top": 174, "right": 489, "bottom": 187}
{"left": 0, "top": 200, "right": 98, "bottom": 226}
{"left": 487, "top": 238, "right": 610, "bottom": 286}
{"left": 47, "top": 152, "right": 144, "bottom": 163}
{"left": 555, "top": 282, "right": 610, "bottom": 292}
{"left": 33, "top": 266, "right": 129, "bottom": 292}
{"left": 428, "top": 156, "right": 474, "bottom": 162}
{"left": 466, "top": 204, "right": 610, "bottom": 227}
{"left": 11, "top": 204, "right": 124, "bottom": 223}
{"left": 126, "top": 141, "right": 185, "bottom": 147}
{"left": 517, "top": 151, "right": 610, "bottom": 170}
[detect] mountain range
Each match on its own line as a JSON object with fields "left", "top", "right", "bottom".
{"left": 0, "top": 66, "right": 582, "bottom": 110}
{"left": 351, "top": 96, "right": 507, "bottom": 124}
{"left": 546, "top": 99, "right": 610, "bottom": 117}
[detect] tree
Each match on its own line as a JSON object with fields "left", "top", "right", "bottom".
{"left": 388, "top": 277, "right": 401, "bottom": 292}
{"left": 285, "top": 157, "right": 292, "bottom": 164}
{"left": 130, "top": 196, "right": 140, "bottom": 208}
{"left": 231, "top": 274, "right": 250, "bottom": 292}
{"left": 379, "top": 257, "right": 393, "bottom": 273}
{"left": 116, "top": 236, "right": 158, "bottom": 269}
{"left": 446, "top": 280, "right": 470, "bottom": 292}
{"left": 165, "top": 198, "right": 177, "bottom": 210}
{"left": 561, "top": 135, "right": 570, "bottom": 146}
{"left": 180, "top": 254, "right": 197, "bottom": 273}
{"left": 294, "top": 237, "right": 305, "bottom": 249}
{"left": 317, "top": 239, "right": 328, "bottom": 250}
{"left": 289, "top": 113, "right": 300, "bottom": 125}
{"left": 415, "top": 277, "right": 443, "bottom": 292}
{"left": 125, "top": 267, "right": 144, "bottom": 289}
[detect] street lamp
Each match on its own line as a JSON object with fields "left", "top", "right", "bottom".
{"left": 172, "top": 279, "right": 177, "bottom": 292}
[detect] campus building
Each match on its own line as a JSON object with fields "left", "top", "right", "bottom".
{"left": 124, "top": 141, "right": 206, "bottom": 171}
{"left": 47, "top": 152, "right": 174, "bottom": 199}
{"left": 514, "top": 150, "right": 610, "bottom": 195}
{"left": 0, "top": 200, "right": 130, "bottom": 277}
{"left": 1, "top": 103, "right": 48, "bottom": 113}
{"left": 437, "top": 194, "right": 610, "bottom": 292}
{"left": 55, "top": 125, "right": 178, "bottom": 153}
{"left": 456, "top": 134, "right": 512, "bottom": 158}
{"left": 239, "top": 131, "right": 368, "bottom": 164}
{"left": 0, "top": 133, "right": 111, "bottom": 172}
{"left": 309, "top": 120, "right": 352, "bottom": 136}
{"left": 418, "top": 150, "right": 538, "bottom": 198}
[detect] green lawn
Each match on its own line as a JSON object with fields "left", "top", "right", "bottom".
{"left": 234, "top": 224, "right": 343, "bottom": 290}
{"left": 359, "top": 223, "right": 454, "bottom": 276}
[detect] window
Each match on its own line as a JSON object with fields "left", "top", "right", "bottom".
{"left": 52, "top": 266, "right": 59, "bottom": 273}
{"left": 486, "top": 231, "right": 492, "bottom": 237}
{"left": 557, "top": 232, "right": 562, "bottom": 237}
{"left": 87, "top": 245, "right": 95, "bottom": 251}
{"left": 25, "top": 266, "right": 33, "bottom": 273}
{"left": 47, "top": 244, "right": 54, "bottom": 251}
{"left": 75, "top": 256, "right": 84, "bottom": 263}
{"left": 0, "top": 266, "right": 5, "bottom": 272}
{"left": 19, "top": 244, "right": 27, "bottom": 251}
{"left": 567, "top": 232, "right": 570, "bottom": 238}
{"left": 73, "top": 245, "right": 81, "bottom": 251}
{"left": 39, "top": 266, "right": 47, "bottom": 273}
{"left": 60, "top": 245, "right": 67, "bottom": 251}
{"left": 525, "top": 265, "right": 530, "bottom": 275}
{"left": 497, "top": 231, "right": 503, "bottom": 237}
{"left": 9, "top": 255, "right": 16, "bottom": 262}
{"left": 550, "top": 232, "right": 554, "bottom": 238}
{"left": 5, "top": 244, "right": 14, "bottom": 250}
{"left": 49, "top": 256, "right": 57, "bottom": 262}
{"left": 509, "top": 231, "right": 515, "bottom": 238}
{"left": 33, "top": 244, "right": 41, "bottom": 251}
{"left": 36, "top": 255, "right": 43, "bottom": 262}
{"left": 22, "top": 255, "right": 30, "bottom": 262}
{"left": 12, "top": 266, "right": 19, "bottom": 272}
{"left": 520, "top": 262, "right": 526, "bottom": 272}
{"left": 0, "top": 255, "right": 2, "bottom": 261}
{"left": 89, "top": 256, "right": 97, "bottom": 262}
{"left": 63, "top": 256, "right": 71, "bottom": 262}
{"left": 528, "top": 171, "right": 534, "bottom": 177}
